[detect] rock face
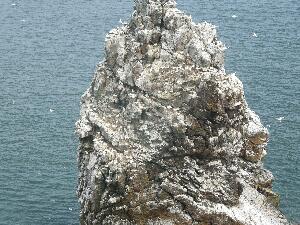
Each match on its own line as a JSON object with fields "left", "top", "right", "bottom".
{"left": 76, "top": 0, "right": 290, "bottom": 224}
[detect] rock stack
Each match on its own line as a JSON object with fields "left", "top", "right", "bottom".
{"left": 76, "top": 0, "right": 289, "bottom": 224}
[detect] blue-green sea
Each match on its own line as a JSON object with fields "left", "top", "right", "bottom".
{"left": 0, "top": 0, "right": 299, "bottom": 224}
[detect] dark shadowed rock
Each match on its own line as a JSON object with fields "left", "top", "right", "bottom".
{"left": 76, "top": 0, "right": 290, "bottom": 224}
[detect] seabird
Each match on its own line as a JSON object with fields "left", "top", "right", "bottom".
{"left": 276, "top": 117, "right": 284, "bottom": 122}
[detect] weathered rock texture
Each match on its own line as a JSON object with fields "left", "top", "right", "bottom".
{"left": 76, "top": 0, "right": 290, "bottom": 224}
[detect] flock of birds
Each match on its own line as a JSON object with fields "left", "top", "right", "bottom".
{"left": 9, "top": 3, "right": 282, "bottom": 122}
{"left": 231, "top": 14, "right": 258, "bottom": 38}
{"left": 10, "top": 2, "right": 259, "bottom": 38}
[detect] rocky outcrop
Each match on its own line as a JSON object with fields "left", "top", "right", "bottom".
{"left": 76, "top": 0, "right": 289, "bottom": 224}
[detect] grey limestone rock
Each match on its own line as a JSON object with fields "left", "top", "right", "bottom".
{"left": 76, "top": 0, "right": 290, "bottom": 224}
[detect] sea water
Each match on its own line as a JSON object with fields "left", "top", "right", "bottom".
{"left": 0, "top": 0, "right": 299, "bottom": 224}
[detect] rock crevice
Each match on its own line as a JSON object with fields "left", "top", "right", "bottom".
{"left": 76, "top": 0, "right": 289, "bottom": 224}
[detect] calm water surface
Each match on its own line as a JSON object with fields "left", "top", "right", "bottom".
{"left": 0, "top": 0, "right": 299, "bottom": 224}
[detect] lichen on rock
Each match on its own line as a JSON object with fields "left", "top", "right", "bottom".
{"left": 76, "top": 0, "right": 290, "bottom": 224}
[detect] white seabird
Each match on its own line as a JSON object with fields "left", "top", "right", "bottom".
{"left": 276, "top": 117, "right": 284, "bottom": 122}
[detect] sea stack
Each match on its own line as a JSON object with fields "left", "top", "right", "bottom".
{"left": 76, "top": 0, "right": 289, "bottom": 224}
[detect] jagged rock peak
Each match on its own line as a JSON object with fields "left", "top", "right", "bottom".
{"left": 76, "top": 1, "right": 290, "bottom": 225}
